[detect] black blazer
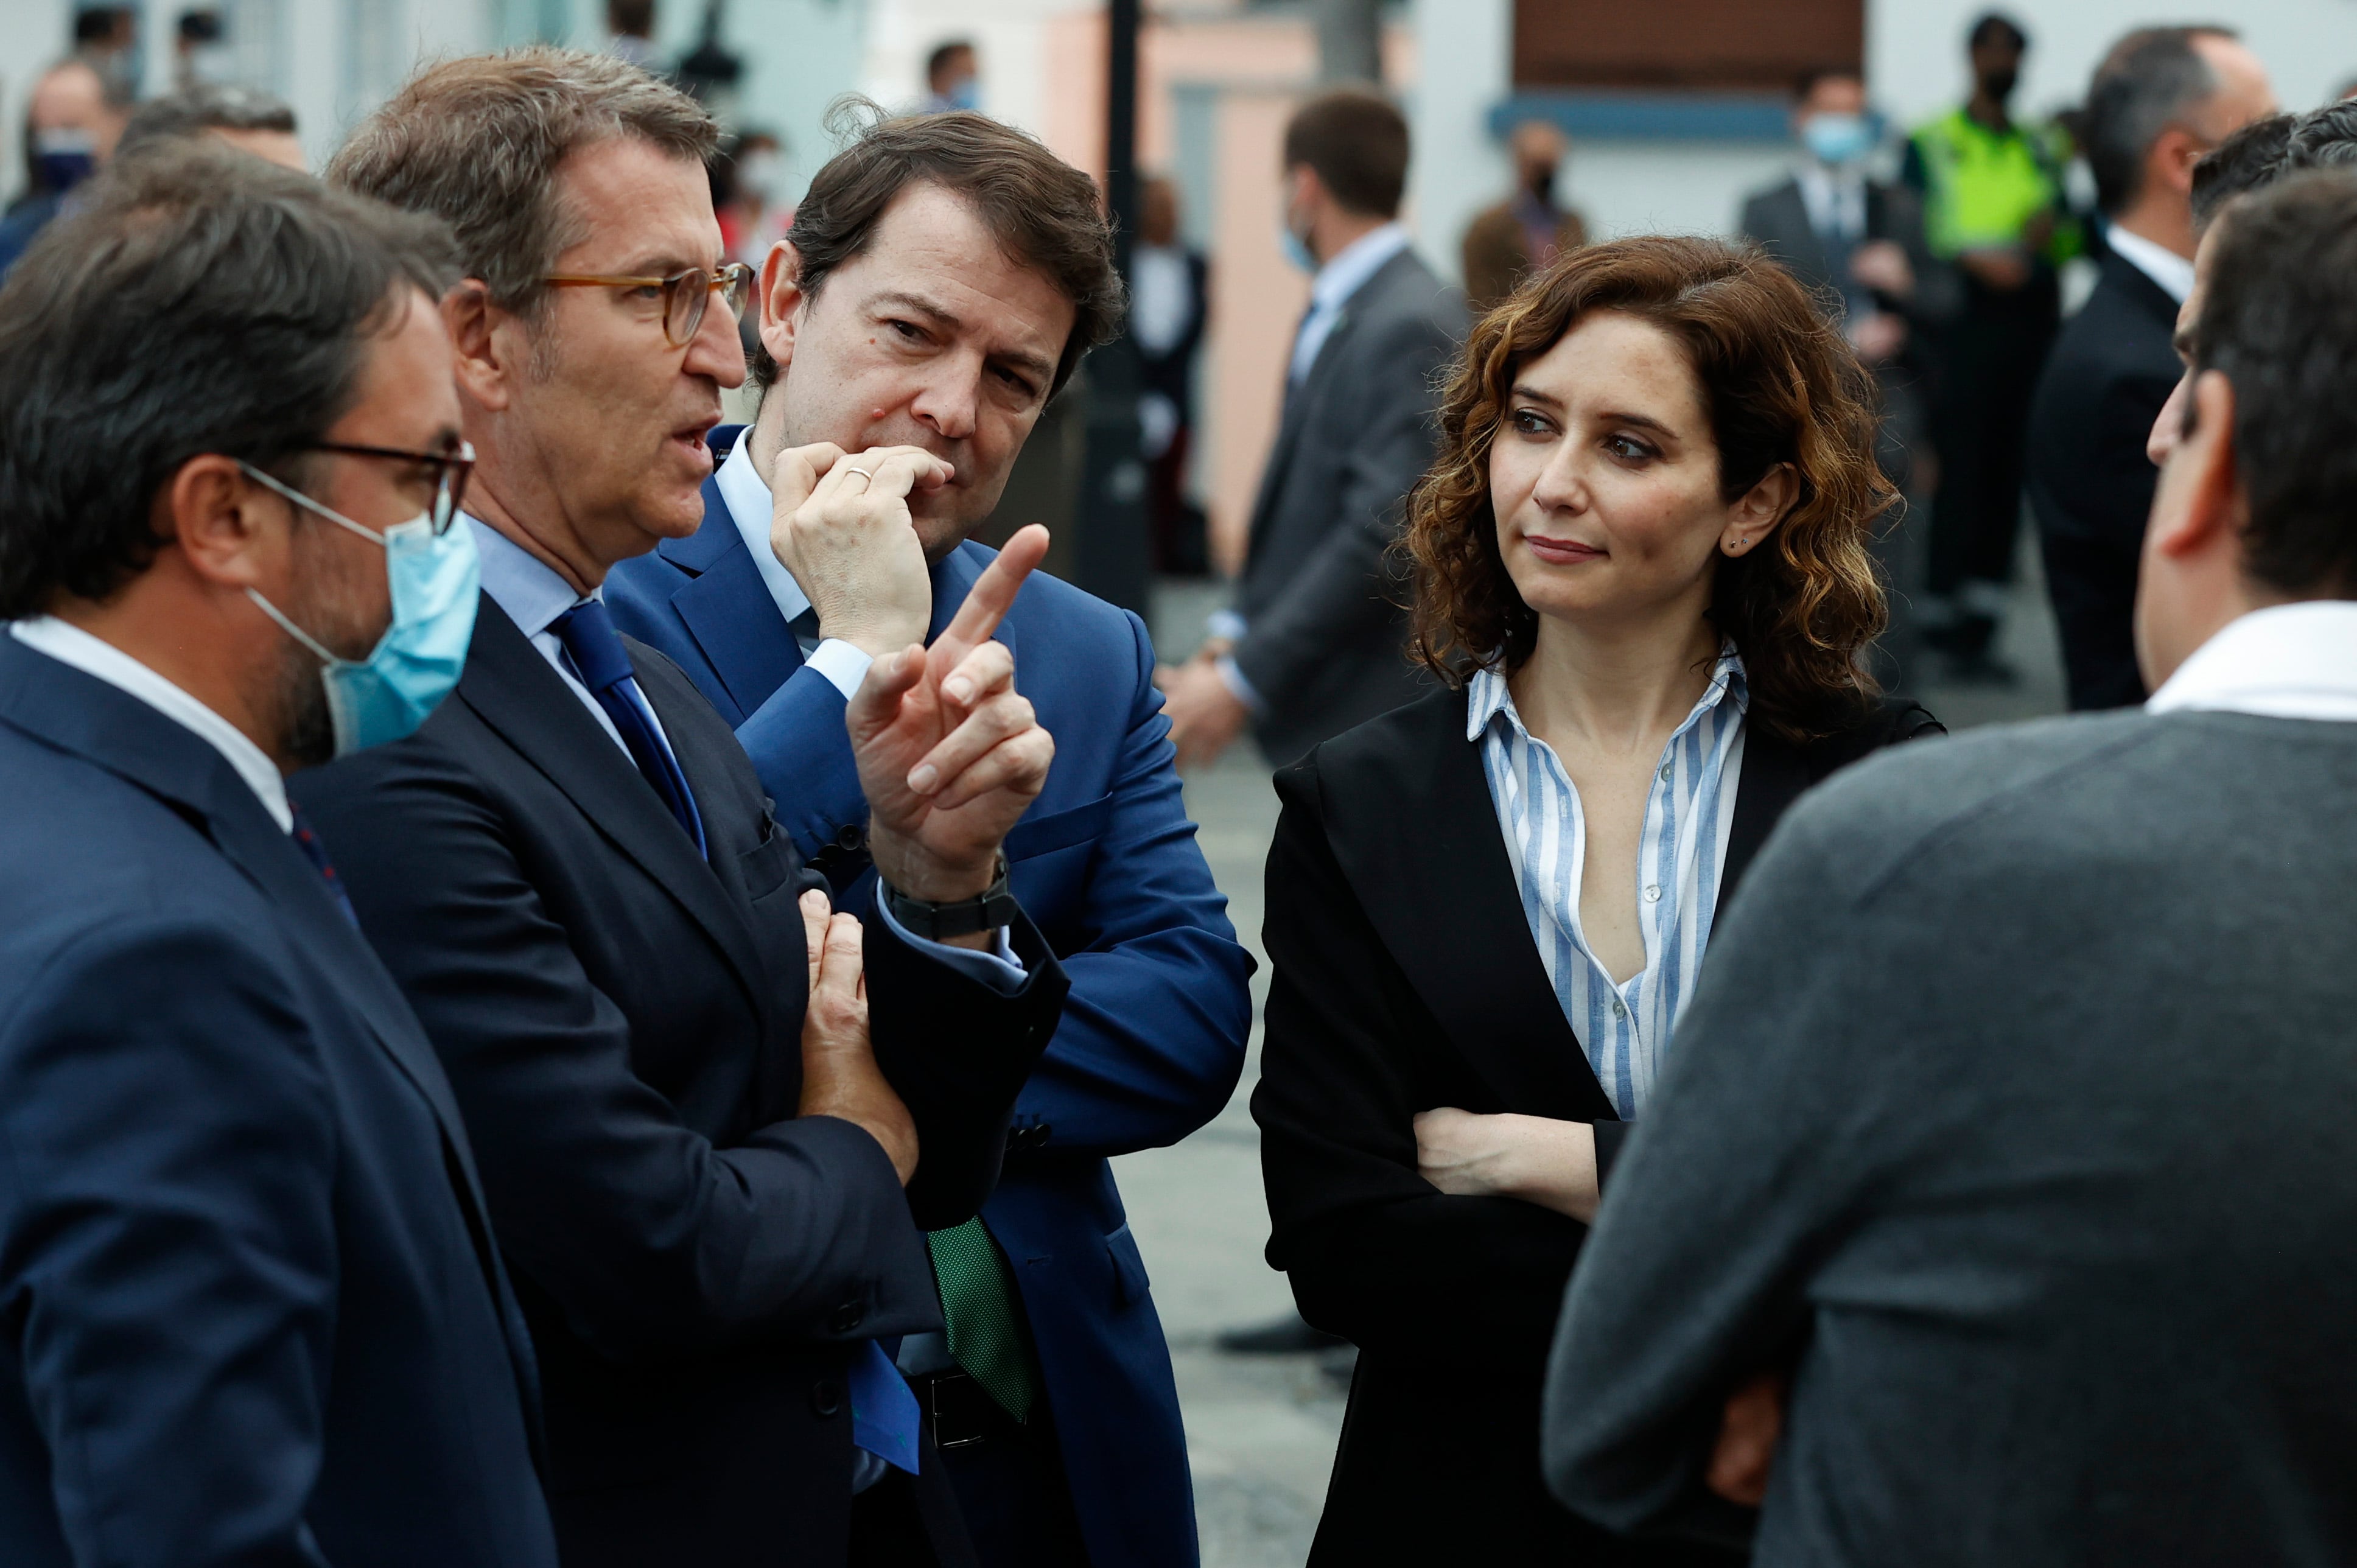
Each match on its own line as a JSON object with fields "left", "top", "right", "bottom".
{"left": 294, "top": 597, "right": 1067, "bottom": 1568}
{"left": 1252, "top": 685, "right": 1939, "bottom": 1565}
{"left": 2026, "top": 249, "right": 2183, "bottom": 711}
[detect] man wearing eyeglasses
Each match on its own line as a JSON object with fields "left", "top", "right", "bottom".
{"left": 0, "top": 142, "right": 556, "bottom": 1564}
{"left": 294, "top": 49, "right": 1071, "bottom": 1568}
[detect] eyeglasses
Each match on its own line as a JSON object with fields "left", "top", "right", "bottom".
{"left": 300, "top": 439, "right": 477, "bottom": 534}
{"left": 541, "top": 262, "right": 755, "bottom": 347}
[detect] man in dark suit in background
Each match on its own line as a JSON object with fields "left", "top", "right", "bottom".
{"left": 1158, "top": 88, "right": 1466, "bottom": 772}
{"left": 299, "top": 51, "right": 1068, "bottom": 1568}
{"left": 0, "top": 144, "right": 555, "bottom": 1567}
{"left": 606, "top": 109, "right": 1253, "bottom": 1568}
{"left": 1546, "top": 170, "right": 2357, "bottom": 1567}
{"left": 1742, "top": 66, "right": 1959, "bottom": 688}
{"left": 2028, "top": 26, "right": 2274, "bottom": 710}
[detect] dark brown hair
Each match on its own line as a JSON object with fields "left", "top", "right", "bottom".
{"left": 1282, "top": 88, "right": 1409, "bottom": 219}
{"left": 1405, "top": 234, "right": 1891, "bottom": 744}
{"left": 327, "top": 47, "right": 717, "bottom": 315}
{"left": 751, "top": 101, "right": 1123, "bottom": 396}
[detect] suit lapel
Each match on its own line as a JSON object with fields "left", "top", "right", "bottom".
{"left": 1322, "top": 691, "right": 1618, "bottom": 1122}
{"left": 454, "top": 595, "right": 769, "bottom": 1010}
{"left": 656, "top": 467, "right": 805, "bottom": 723}
{"left": 928, "top": 542, "right": 1020, "bottom": 667}
{"left": 1721, "top": 724, "right": 1811, "bottom": 908}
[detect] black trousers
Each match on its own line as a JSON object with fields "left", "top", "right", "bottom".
{"left": 1926, "top": 272, "right": 2059, "bottom": 600}
{"left": 936, "top": 1405, "right": 1090, "bottom": 1568}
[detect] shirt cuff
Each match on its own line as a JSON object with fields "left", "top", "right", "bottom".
{"left": 804, "top": 638, "right": 875, "bottom": 701}
{"left": 1205, "top": 607, "right": 1247, "bottom": 643}
{"left": 872, "top": 891, "right": 1027, "bottom": 993}
{"left": 1214, "top": 653, "right": 1264, "bottom": 715}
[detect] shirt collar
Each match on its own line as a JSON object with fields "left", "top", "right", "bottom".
{"left": 2101, "top": 225, "right": 2194, "bottom": 304}
{"left": 1311, "top": 222, "right": 1410, "bottom": 315}
{"left": 1466, "top": 643, "right": 1749, "bottom": 743}
{"left": 8, "top": 615, "right": 292, "bottom": 831}
{"left": 715, "top": 437, "right": 816, "bottom": 625}
{"left": 468, "top": 514, "right": 594, "bottom": 638}
{"left": 2146, "top": 601, "right": 2357, "bottom": 721}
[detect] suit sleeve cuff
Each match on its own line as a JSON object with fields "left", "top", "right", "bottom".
{"left": 1214, "top": 653, "right": 1264, "bottom": 715}
{"left": 872, "top": 894, "right": 1026, "bottom": 993}
{"left": 804, "top": 638, "right": 875, "bottom": 701}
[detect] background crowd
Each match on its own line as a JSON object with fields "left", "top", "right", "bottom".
{"left": 4, "top": 4, "right": 2357, "bottom": 1567}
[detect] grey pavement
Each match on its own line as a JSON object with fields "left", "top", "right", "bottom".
{"left": 1115, "top": 540, "right": 2064, "bottom": 1566}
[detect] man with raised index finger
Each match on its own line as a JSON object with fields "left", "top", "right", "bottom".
{"left": 605, "top": 107, "right": 1253, "bottom": 1568}
{"left": 293, "top": 50, "right": 1069, "bottom": 1568}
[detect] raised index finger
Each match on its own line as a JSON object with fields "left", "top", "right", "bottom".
{"left": 933, "top": 523, "right": 1049, "bottom": 665}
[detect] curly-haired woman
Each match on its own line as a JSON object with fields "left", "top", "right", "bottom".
{"left": 1252, "top": 235, "right": 1944, "bottom": 1563}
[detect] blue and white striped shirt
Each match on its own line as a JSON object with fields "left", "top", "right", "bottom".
{"left": 1468, "top": 649, "right": 1749, "bottom": 1119}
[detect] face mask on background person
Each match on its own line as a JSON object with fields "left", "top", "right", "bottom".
{"left": 239, "top": 464, "right": 481, "bottom": 757}
{"left": 1526, "top": 161, "right": 1558, "bottom": 205}
{"left": 1278, "top": 194, "right": 1317, "bottom": 275}
{"left": 945, "top": 77, "right": 981, "bottom": 112}
{"left": 735, "top": 150, "right": 781, "bottom": 203}
{"left": 1801, "top": 113, "right": 1875, "bottom": 167}
{"left": 32, "top": 128, "right": 98, "bottom": 194}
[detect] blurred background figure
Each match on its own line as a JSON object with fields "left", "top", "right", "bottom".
{"left": 117, "top": 83, "right": 303, "bottom": 170}
{"left": 604, "top": 0, "right": 660, "bottom": 71}
{"left": 1134, "top": 172, "right": 1211, "bottom": 578}
{"left": 925, "top": 37, "right": 980, "bottom": 113}
{"left": 170, "top": 9, "right": 234, "bottom": 91}
{"left": 1742, "top": 64, "right": 1958, "bottom": 692}
{"left": 1906, "top": 11, "right": 2079, "bottom": 682}
{"left": 0, "top": 58, "right": 127, "bottom": 281}
{"left": 71, "top": 4, "right": 138, "bottom": 105}
{"left": 1157, "top": 87, "right": 1462, "bottom": 774}
{"left": 2028, "top": 26, "right": 2274, "bottom": 712}
{"left": 713, "top": 126, "right": 792, "bottom": 270}
{"left": 1461, "top": 117, "right": 1586, "bottom": 313}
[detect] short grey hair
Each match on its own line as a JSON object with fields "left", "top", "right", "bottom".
{"left": 327, "top": 46, "right": 718, "bottom": 315}
{"left": 117, "top": 84, "right": 296, "bottom": 158}
{"left": 2082, "top": 26, "right": 2236, "bottom": 217}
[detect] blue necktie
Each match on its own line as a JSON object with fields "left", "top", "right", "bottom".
{"left": 289, "top": 808, "right": 360, "bottom": 927}
{"left": 550, "top": 600, "right": 707, "bottom": 856}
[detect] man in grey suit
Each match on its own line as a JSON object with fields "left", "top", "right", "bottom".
{"left": 1544, "top": 169, "right": 2357, "bottom": 1567}
{"left": 1740, "top": 67, "right": 1958, "bottom": 687}
{"left": 1159, "top": 88, "right": 1465, "bottom": 772}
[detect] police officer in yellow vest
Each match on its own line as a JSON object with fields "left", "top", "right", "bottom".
{"left": 1905, "top": 10, "right": 2082, "bottom": 678}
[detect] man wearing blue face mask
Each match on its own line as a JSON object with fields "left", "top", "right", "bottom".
{"left": 1741, "top": 66, "right": 1959, "bottom": 688}
{"left": 0, "top": 141, "right": 556, "bottom": 1566}
{"left": 0, "top": 58, "right": 127, "bottom": 281}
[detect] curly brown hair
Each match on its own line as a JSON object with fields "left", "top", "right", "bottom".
{"left": 1404, "top": 234, "right": 1893, "bottom": 743}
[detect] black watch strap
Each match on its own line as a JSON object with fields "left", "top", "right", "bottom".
{"left": 880, "top": 853, "right": 1018, "bottom": 941}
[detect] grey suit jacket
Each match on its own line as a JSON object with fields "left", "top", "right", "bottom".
{"left": 1737, "top": 175, "right": 1959, "bottom": 340}
{"left": 1543, "top": 710, "right": 2357, "bottom": 1566}
{"left": 1234, "top": 245, "right": 1465, "bottom": 769}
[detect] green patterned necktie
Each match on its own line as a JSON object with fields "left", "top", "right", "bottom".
{"left": 925, "top": 1218, "right": 1043, "bottom": 1422}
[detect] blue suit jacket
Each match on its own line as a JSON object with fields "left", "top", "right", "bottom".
{"left": 607, "top": 430, "right": 1253, "bottom": 1567}
{"left": 0, "top": 635, "right": 556, "bottom": 1568}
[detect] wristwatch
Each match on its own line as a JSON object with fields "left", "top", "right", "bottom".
{"left": 880, "top": 853, "right": 1018, "bottom": 941}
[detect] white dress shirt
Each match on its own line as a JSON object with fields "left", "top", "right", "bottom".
{"left": 1796, "top": 162, "right": 1868, "bottom": 244}
{"left": 1468, "top": 651, "right": 1749, "bottom": 1118}
{"left": 1288, "top": 221, "right": 1411, "bottom": 385}
{"left": 2146, "top": 601, "right": 2357, "bottom": 721}
{"left": 713, "top": 439, "right": 876, "bottom": 701}
{"left": 10, "top": 615, "right": 292, "bottom": 831}
{"left": 2103, "top": 223, "right": 2196, "bottom": 306}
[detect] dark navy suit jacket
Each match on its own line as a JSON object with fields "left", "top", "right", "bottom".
{"left": 0, "top": 635, "right": 555, "bottom": 1568}
{"left": 606, "top": 430, "right": 1253, "bottom": 1567}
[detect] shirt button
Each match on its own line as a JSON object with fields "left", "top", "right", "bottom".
{"left": 1644, "top": 884, "right": 1662, "bottom": 903}
{"left": 1613, "top": 999, "right": 1628, "bottom": 1020}
{"left": 1658, "top": 763, "right": 1673, "bottom": 782}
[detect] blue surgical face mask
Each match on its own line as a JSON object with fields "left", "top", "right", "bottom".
{"left": 1277, "top": 198, "right": 1318, "bottom": 275}
{"left": 32, "top": 127, "right": 97, "bottom": 194}
{"left": 945, "top": 78, "right": 980, "bottom": 112}
{"left": 1801, "top": 112, "right": 1875, "bottom": 167}
{"left": 239, "top": 464, "right": 481, "bottom": 757}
